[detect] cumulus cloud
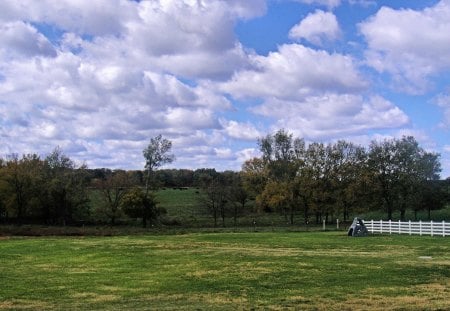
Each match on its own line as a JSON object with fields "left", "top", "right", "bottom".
{"left": 434, "top": 92, "right": 450, "bottom": 127}
{"left": 220, "top": 120, "right": 262, "bottom": 140}
{"left": 360, "top": 0, "right": 450, "bottom": 94}
{"left": 0, "top": 21, "right": 56, "bottom": 58}
{"left": 222, "top": 44, "right": 367, "bottom": 100}
{"left": 0, "top": 0, "right": 133, "bottom": 36}
{"left": 289, "top": 10, "right": 341, "bottom": 46}
{"left": 251, "top": 94, "right": 409, "bottom": 140}
{"left": 0, "top": 0, "right": 446, "bottom": 173}
{"left": 0, "top": 0, "right": 271, "bottom": 169}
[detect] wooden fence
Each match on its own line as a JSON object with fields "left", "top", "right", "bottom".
{"left": 364, "top": 220, "right": 449, "bottom": 237}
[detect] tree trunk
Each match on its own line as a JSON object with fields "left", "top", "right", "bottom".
{"left": 385, "top": 197, "right": 393, "bottom": 220}
{"left": 221, "top": 205, "right": 225, "bottom": 228}
{"left": 400, "top": 209, "right": 406, "bottom": 221}
{"left": 303, "top": 201, "right": 309, "bottom": 225}
{"left": 315, "top": 212, "right": 320, "bottom": 224}
{"left": 343, "top": 202, "right": 349, "bottom": 222}
{"left": 142, "top": 215, "right": 147, "bottom": 228}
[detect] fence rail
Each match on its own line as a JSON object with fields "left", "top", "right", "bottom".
{"left": 364, "top": 220, "right": 449, "bottom": 237}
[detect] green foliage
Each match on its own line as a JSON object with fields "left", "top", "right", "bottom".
{"left": 0, "top": 149, "right": 89, "bottom": 225}
{"left": 92, "top": 170, "right": 134, "bottom": 225}
{"left": 44, "top": 148, "right": 90, "bottom": 225}
{"left": 368, "top": 136, "right": 442, "bottom": 220}
{"left": 143, "top": 135, "right": 175, "bottom": 194}
{"left": 0, "top": 232, "right": 449, "bottom": 310}
{"left": 246, "top": 130, "right": 445, "bottom": 225}
{"left": 0, "top": 133, "right": 446, "bottom": 228}
{"left": 121, "top": 187, "right": 164, "bottom": 227}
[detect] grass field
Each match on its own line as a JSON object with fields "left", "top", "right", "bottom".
{"left": 1, "top": 232, "right": 449, "bottom": 310}
{"left": 155, "top": 188, "right": 450, "bottom": 227}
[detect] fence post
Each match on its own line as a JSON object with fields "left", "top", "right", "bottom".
{"left": 431, "top": 220, "right": 433, "bottom": 237}
{"left": 389, "top": 220, "right": 392, "bottom": 234}
{"left": 336, "top": 219, "right": 339, "bottom": 230}
{"left": 323, "top": 219, "right": 326, "bottom": 231}
{"left": 380, "top": 220, "right": 383, "bottom": 234}
{"left": 408, "top": 220, "right": 411, "bottom": 235}
{"left": 443, "top": 220, "right": 446, "bottom": 237}
{"left": 371, "top": 220, "right": 374, "bottom": 234}
{"left": 398, "top": 220, "right": 401, "bottom": 234}
{"left": 419, "top": 220, "right": 422, "bottom": 236}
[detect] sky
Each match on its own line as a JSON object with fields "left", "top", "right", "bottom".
{"left": 0, "top": 0, "right": 449, "bottom": 178}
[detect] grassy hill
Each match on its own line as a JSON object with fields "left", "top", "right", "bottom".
{"left": 85, "top": 187, "right": 450, "bottom": 229}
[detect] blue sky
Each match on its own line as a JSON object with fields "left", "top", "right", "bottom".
{"left": 0, "top": 0, "right": 449, "bottom": 178}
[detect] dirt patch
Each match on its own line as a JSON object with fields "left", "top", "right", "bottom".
{"left": 0, "top": 299, "right": 52, "bottom": 310}
{"left": 71, "top": 292, "right": 120, "bottom": 303}
{"left": 89, "top": 294, "right": 120, "bottom": 303}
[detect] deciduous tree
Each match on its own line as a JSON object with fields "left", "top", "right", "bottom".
{"left": 93, "top": 170, "right": 134, "bottom": 225}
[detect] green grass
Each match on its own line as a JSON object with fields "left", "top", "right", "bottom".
{"left": 156, "top": 188, "right": 320, "bottom": 228}
{"left": 87, "top": 188, "right": 449, "bottom": 228}
{"left": 156, "top": 188, "right": 210, "bottom": 226}
{"left": 1, "top": 232, "right": 449, "bottom": 310}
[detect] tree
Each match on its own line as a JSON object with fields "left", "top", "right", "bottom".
{"left": 367, "top": 136, "right": 441, "bottom": 220}
{"left": 121, "top": 187, "right": 163, "bottom": 228}
{"left": 329, "top": 141, "right": 368, "bottom": 222}
{"left": 140, "top": 135, "right": 174, "bottom": 227}
{"left": 227, "top": 172, "right": 250, "bottom": 227}
{"left": 143, "top": 135, "right": 175, "bottom": 195}
{"left": 200, "top": 173, "right": 229, "bottom": 228}
{"left": 93, "top": 170, "right": 134, "bottom": 225}
{"left": 242, "top": 158, "right": 267, "bottom": 204}
{"left": 0, "top": 154, "right": 42, "bottom": 223}
{"left": 257, "top": 130, "right": 305, "bottom": 224}
{"left": 45, "top": 147, "right": 89, "bottom": 225}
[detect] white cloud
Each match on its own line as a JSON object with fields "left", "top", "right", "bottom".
{"left": 165, "top": 108, "right": 220, "bottom": 131}
{"left": 251, "top": 94, "right": 409, "bottom": 140}
{"left": 0, "top": 0, "right": 262, "bottom": 81}
{"left": 434, "top": 92, "right": 450, "bottom": 127}
{"left": 222, "top": 44, "right": 367, "bottom": 100}
{"left": 152, "top": 44, "right": 251, "bottom": 80}
{"left": 214, "top": 148, "right": 233, "bottom": 159}
{"left": 360, "top": 0, "right": 450, "bottom": 94}
{"left": 225, "top": 0, "right": 267, "bottom": 19}
{"left": 220, "top": 120, "right": 262, "bottom": 141}
{"left": 289, "top": 10, "right": 341, "bottom": 46}
{"left": 0, "top": 0, "right": 446, "bottom": 173}
{"left": 0, "top": 0, "right": 133, "bottom": 36}
{"left": 0, "top": 22, "right": 56, "bottom": 58}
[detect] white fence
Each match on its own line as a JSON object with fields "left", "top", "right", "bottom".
{"left": 364, "top": 220, "right": 449, "bottom": 237}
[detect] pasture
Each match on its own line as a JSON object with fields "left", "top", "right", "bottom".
{"left": 0, "top": 232, "right": 449, "bottom": 310}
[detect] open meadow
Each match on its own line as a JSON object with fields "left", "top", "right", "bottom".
{"left": 0, "top": 232, "right": 449, "bottom": 310}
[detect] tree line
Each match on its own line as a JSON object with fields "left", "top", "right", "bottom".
{"left": 0, "top": 132, "right": 449, "bottom": 227}
{"left": 242, "top": 130, "right": 447, "bottom": 224}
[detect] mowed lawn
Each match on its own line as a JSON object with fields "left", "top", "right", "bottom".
{"left": 0, "top": 232, "right": 449, "bottom": 310}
